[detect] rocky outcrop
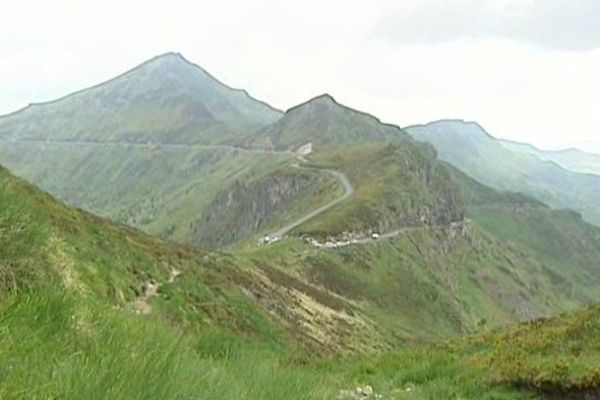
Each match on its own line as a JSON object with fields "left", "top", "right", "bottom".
{"left": 189, "top": 168, "right": 336, "bottom": 248}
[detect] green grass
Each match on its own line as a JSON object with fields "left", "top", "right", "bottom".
{"left": 293, "top": 143, "right": 463, "bottom": 237}
{"left": 0, "top": 290, "right": 339, "bottom": 400}
{"left": 4, "top": 138, "right": 600, "bottom": 398}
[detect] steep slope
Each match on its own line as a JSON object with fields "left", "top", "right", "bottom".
{"left": 0, "top": 54, "right": 301, "bottom": 247}
{"left": 0, "top": 142, "right": 298, "bottom": 245}
{"left": 0, "top": 52, "right": 282, "bottom": 145}
{"left": 190, "top": 164, "right": 342, "bottom": 248}
{"left": 406, "top": 120, "right": 600, "bottom": 226}
{"left": 0, "top": 163, "right": 357, "bottom": 399}
{"left": 289, "top": 142, "right": 464, "bottom": 238}
{"left": 323, "top": 301, "right": 600, "bottom": 399}
{"left": 501, "top": 139, "right": 600, "bottom": 175}
{"left": 250, "top": 94, "right": 406, "bottom": 150}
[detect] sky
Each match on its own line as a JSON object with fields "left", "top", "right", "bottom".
{"left": 1, "top": 0, "right": 599, "bottom": 150}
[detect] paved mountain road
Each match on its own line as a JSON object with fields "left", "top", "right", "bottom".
{"left": 267, "top": 166, "right": 354, "bottom": 240}
{"left": 0, "top": 139, "right": 294, "bottom": 156}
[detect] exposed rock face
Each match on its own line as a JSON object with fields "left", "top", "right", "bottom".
{"left": 190, "top": 169, "right": 335, "bottom": 248}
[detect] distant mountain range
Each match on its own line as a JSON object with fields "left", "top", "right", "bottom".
{"left": 4, "top": 52, "right": 600, "bottom": 398}
{"left": 500, "top": 138, "right": 600, "bottom": 175}
{"left": 407, "top": 119, "right": 600, "bottom": 227}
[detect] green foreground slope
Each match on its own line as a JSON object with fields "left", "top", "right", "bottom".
{"left": 4, "top": 163, "right": 600, "bottom": 399}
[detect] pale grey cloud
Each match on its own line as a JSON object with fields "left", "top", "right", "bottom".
{"left": 375, "top": 0, "right": 600, "bottom": 51}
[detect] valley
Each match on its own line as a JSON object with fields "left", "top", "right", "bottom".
{"left": 2, "top": 53, "right": 600, "bottom": 399}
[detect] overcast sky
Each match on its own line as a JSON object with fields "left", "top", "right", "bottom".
{"left": 1, "top": 0, "right": 599, "bottom": 149}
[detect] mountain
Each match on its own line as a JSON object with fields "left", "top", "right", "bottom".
{"left": 4, "top": 52, "right": 600, "bottom": 397}
{"left": 0, "top": 54, "right": 294, "bottom": 247}
{"left": 4, "top": 153, "right": 600, "bottom": 398}
{"left": 249, "top": 94, "right": 406, "bottom": 150}
{"left": 406, "top": 119, "right": 600, "bottom": 227}
{"left": 0, "top": 52, "right": 282, "bottom": 145}
{"left": 501, "top": 139, "right": 600, "bottom": 175}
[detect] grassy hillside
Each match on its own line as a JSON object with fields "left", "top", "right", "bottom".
{"left": 0, "top": 141, "right": 296, "bottom": 246}
{"left": 4, "top": 161, "right": 600, "bottom": 399}
{"left": 292, "top": 142, "right": 463, "bottom": 238}
{"left": 407, "top": 120, "right": 600, "bottom": 227}
{"left": 320, "top": 302, "right": 600, "bottom": 399}
{"left": 0, "top": 53, "right": 282, "bottom": 145}
{"left": 249, "top": 94, "right": 406, "bottom": 151}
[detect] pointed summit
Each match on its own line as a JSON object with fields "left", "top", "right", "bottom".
{"left": 287, "top": 93, "right": 339, "bottom": 113}
{"left": 308, "top": 93, "right": 337, "bottom": 104}
{"left": 0, "top": 53, "right": 282, "bottom": 144}
{"left": 254, "top": 94, "right": 407, "bottom": 150}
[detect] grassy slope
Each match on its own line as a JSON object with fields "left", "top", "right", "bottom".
{"left": 3, "top": 161, "right": 600, "bottom": 398}
{"left": 0, "top": 142, "right": 300, "bottom": 246}
{"left": 0, "top": 53, "right": 290, "bottom": 248}
{"left": 320, "top": 303, "right": 600, "bottom": 399}
{"left": 407, "top": 120, "right": 600, "bottom": 227}
{"left": 250, "top": 94, "right": 406, "bottom": 150}
{"left": 0, "top": 162, "right": 354, "bottom": 399}
{"left": 293, "top": 143, "right": 463, "bottom": 237}
{"left": 0, "top": 53, "right": 282, "bottom": 144}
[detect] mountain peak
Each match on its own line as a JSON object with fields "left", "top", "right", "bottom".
{"left": 311, "top": 93, "right": 337, "bottom": 104}
{"left": 286, "top": 93, "right": 340, "bottom": 114}
{"left": 139, "top": 52, "right": 196, "bottom": 73}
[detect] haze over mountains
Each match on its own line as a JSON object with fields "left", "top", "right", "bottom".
{"left": 501, "top": 139, "right": 600, "bottom": 176}
{"left": 4, "top": 52, "right": 600, "bottom": 398}
{"left": 250, "top": 93, "right": 407, "bottom": 150}
{"left": 3, "top": 53, "right": 600, "bottom": 248}
{"left": 0, "top": 53, "right": 282, "bottom": 145}
{"left": 407, "top": 119, "right": 600, "bottom": 227}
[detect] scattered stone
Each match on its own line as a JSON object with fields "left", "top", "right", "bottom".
{"left": 337, "top": 385, "right": 382, "bottom": 400}
{"left": 168, "top": 268, "right": 182, "bottom": 283}
{"left": 144, "top": 280, "right": 159, "bottom": 297}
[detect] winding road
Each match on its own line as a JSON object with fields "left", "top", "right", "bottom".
{"left": 3, "top": 138, "right": 463, "bottom": 247}
{"left": 0, "top": 138, "right": 294, "bottom": 156}
{"left": 267, "top": 166, "right": 354, "bottom": 239}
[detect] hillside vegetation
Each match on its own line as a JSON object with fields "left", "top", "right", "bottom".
{"left": 407, "top": 120, "right": 600, "bottom": 227}
{"left": 4, "top": 162, "right": 600, "bottom": 399}
{"left": 249, "top": 94, "right": 406, "bottom": 150}
{"left": 3, "top": 53, "right": 600, "bottom": 399}
{"left": 0, "top": 53, "right": 281, "bottom": 144}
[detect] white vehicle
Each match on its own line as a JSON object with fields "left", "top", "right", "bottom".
{"left": 371, "top": 232, "right": 380, "bottom": 240}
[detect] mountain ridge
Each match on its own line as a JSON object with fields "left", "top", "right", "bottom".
{"left": 407, "top": 119, "right": 600, "bottom": 226}
{"left": 0, "top": 52, "right": 284, "bottom": 120}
